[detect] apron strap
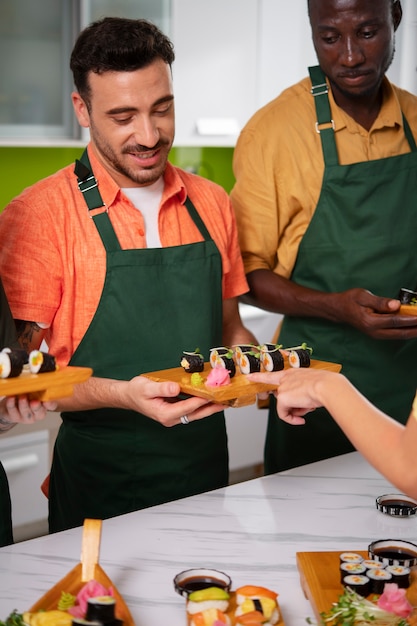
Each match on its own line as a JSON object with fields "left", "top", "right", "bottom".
{"left": 403, "top": 114, "right": 417, "bottom": 152}
{"left": 184, "top": 197, "right": 212, "bottom": 241}
{"left": 74, "top": 150, "right": 213, "bottom": 250}
{"left": 74, "top": 149, "right": 122, "bottom": 252}
{"left": 308, "top": 65, "right": 339, "bottom": 167}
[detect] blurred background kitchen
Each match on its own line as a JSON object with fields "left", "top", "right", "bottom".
{"left": 0, "top": 0, "right": 416, "bottom": 542}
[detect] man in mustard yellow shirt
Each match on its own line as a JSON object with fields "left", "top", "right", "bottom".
{"left": 231, "top": 0, "right": 417, "bottom": 473}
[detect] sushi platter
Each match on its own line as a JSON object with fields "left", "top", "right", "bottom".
{"left": 27, "top": 518, "right": 135, "bottom": 624}
{"left": 297, "top": 550, "right": 367, "bottom": 623}
{"left": 0, "top": 366, "right": 93, "bottom": 400}
{"left": 144, "top": 359, "right": 342, "bottom": 408}
{"left": 399, "top": 304, "right": 417, "bottom": 316}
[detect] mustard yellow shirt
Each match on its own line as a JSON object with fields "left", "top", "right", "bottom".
{"left": 231, "top": 75, "right": 417, "bottom": 279}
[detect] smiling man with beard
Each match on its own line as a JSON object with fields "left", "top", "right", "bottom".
{"left": 231, "top": 0, "right": 417, "bottom": 473}
{"left": 0, "top": 17, "right": 256, "bottom": 533}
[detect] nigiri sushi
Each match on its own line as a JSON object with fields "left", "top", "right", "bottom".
{"left": 235, "top": 586, "right": 279, "bottom": 625}
{"left": 187, "top": 587, "right": 230, "bottom": 615}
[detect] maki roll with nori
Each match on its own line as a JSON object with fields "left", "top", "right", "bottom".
{"left": 340, "top": 562, "right": 367, "bottom": 582}
{"left": 260, "top": 344, "right": 284, "bottom": 372}
{"left": 239, "top": 351, "right": 261, "bottom": 374}
{"left": 86, "top": 595, "right": 123, "bottom": 625}
{"left": 398, "top": 287, "right": 417, "bottom": 305}
{"left": 0, "top": 348, "right": 27, "bottom": 378}
{"left": 210, "top": 347, "right": 236, "bottom": 378}
{"left": 209, "top": 347, "right": 229, "bottom": 368}
{"left": 385, "top": 565, "right": 410, "bottom": 588}
{"left": 287, "top": 343, "right": 312, "bottom": 368}
{"left": 181, "top": 349, "right": 204, "bottom": 373}
{"left": 29, "top": 350, "right": 57, "bottom": 374}
{"left": 342, "top": 574, "right": 370, "bottom": 596}
{"left": 233, "top": 344, "right": 256, "bottom": 366}
{"left": 367, "top": 568, "right": 392, "bottom": 594}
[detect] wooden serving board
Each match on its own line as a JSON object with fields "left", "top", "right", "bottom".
{"left": 145, "top": 359, "right": 342, "bottom": 408}
{"left": 0, "top": 366, "right": 93, "bottom": 400}
{"left": 399, "top": 304, "right": 417, "bottom": 316}
{"left": 186, "top": 590, "right": 285, "bottom": 625}
{"left": 296, "top": 550, "right": 367, "bottom": 623}
{"left": 29, "top": 519, "right": 135, "bottom": 625}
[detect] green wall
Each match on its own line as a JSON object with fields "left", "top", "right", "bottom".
{"left": 0, "top": 146, "right": 235, "bottom": 210}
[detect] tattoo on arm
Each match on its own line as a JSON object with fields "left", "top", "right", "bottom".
{"left": 15, "top": 320, "right": 43, "bottom": 352}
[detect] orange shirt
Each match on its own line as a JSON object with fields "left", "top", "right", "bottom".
{"left": 231, "top": 76, "right": 417, "bottom": 279}
{"left": 0, "top": 147, "right": 248, "bottom": 366}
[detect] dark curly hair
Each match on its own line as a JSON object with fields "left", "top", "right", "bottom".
{"left": 70, "top": 17, "right": 175, "bottom": 106}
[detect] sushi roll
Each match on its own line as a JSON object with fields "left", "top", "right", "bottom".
{"left": 0, "top": 348, "right": 27, "bottom": 379}
{"left": 186, "top": 587, "right": 230, "bottom": 615}
{"left": 385, "top": 565, "right": 410, "bottom": 588}
{"left": 340, "top": 552, "right": 364, "bottom": 564}
{"left": 398, "top": 287, "right": 417, "bottom": 305}
{"left": 85, "top": 595, "right": 123, "bottom": 625}
{"left": 233, "top": 344, "right": 256, "bottom": 366}
{"left": 189, "top": 608, "right": 230, "bottom": 626}
{"left": 260, "top": 346, "right": 284, "bottom": 372}
{"left": 239, "top": 351, "right": 261, "bottom": 375}
{"left": 211, "top": 349, "right": 236, "bottom": 378}
{"left": 367, "top": 568, "right": 392, "bottom": 594}
{"left": 181, "top": 350, "right": 204, "bottom": 373}
{"left": 342, "top": 574, "right": 370, "bottom": 597}
{"left": 28, "top": 350, "right": 57, "bottom": 374}
{"left": 235, "top": 585, "right": 279, "bottom": 625}
{"left": 362, "top": 559, "right": 382, "bottom": 570}
{"left": 209, "top": 347, "right": 230, "bottom": 368}
{"left": 288, "top": 348, "right": 311, "bottom": 368}
{"left": 340, "top": 562, "right": 367, "bottom": 582}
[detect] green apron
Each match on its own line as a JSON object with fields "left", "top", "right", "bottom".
{"left": 264, "top": 65, "right": 417, "bottom": 474}
{"left": 49, "top": 151, "right": 227, "bottom": 533}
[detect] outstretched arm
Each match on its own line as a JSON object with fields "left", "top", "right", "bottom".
{"left": 248, "top": 368, "right": 417, "bottom": 499}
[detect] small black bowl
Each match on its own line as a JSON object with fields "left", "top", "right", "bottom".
{"left": 376, "top": 493, "right": 417, "bottom": 518}
{"left": 368, "top": 539, "right": 417, "bottom": 568}
{"left": 173, "top": 568, "right": 232, "bottom": 598}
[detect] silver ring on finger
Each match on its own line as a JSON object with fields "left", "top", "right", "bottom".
{"left": 180, "top": 415, "right": 189, "bottom": 425}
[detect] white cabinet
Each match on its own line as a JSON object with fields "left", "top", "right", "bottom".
{"left": 171, "top": 0, "right": 259, "bottom": 146}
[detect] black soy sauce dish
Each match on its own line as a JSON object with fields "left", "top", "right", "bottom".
{"left": 376, "top": 493, "right": 417, "bottom": 518}
{"left": 368, "top": 539, "right": 417, "bottom": 568}
{"left": 173, "top": 568, "right": 232, "bottom": 598}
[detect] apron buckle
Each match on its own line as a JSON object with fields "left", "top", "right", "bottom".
{"left": 315, "top": 120, "right": 335, "bottom": 134}
{"left": 311, "top": 82, "right": 328, "bottom": 97}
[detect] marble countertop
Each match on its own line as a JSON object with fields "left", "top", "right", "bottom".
{"left": 1, "top": 451, "right": 416, "bottom": 624}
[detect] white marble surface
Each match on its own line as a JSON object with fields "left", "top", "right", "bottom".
{"left": 1, "top": 452, "right": 416, "bottom": 624}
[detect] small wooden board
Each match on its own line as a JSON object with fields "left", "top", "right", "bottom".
{"left": 0, "top": 366, "right": 92, "bottom": 401}
{"left": 399, "top": 304, "right": 417, "bottom": 316}
{"left": 296, "top": 550, "right": 367, "bottom": 623}
{"left": 186, "top": 590, "right": 285, "bottom": 625}
{"left": 28, "top": 519, "right": 135, "bottom": 625}
{"left": 145, "top": 359, "right": 342, "bottom": 408}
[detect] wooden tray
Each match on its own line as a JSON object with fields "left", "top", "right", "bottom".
{"left": 186, "top": 590, "right": 285, "bottom": 625}
{"left": 145, "top": 359, "right": 342, "bottom": 408}
{"left": 28, "top": 519, "right": 135, "bottom": 625}
{"left": 0, "top": 366, "right": 92, "bottom": 400}
{"left": 297, "top": 550, "right": 367, "bottom": 623}
{"left": 399, "top": 304, "right": 417, "bottom": 316}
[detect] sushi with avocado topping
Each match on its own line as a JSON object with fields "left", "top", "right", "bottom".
{"left": 187, "top": 586, "right": 230, "bottom": 615}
